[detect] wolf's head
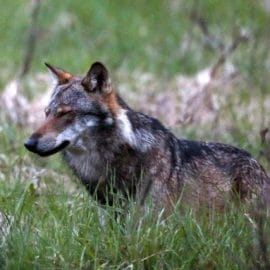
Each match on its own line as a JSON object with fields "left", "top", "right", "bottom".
{"left": 24, "top": 62, "right": 122, "bottom": 156}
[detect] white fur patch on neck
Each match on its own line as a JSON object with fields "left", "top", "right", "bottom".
{"left": 117, "top": 109, "right": 136, "bottom": 147}
{"left": 116, "top": 109, "right": 155, "bottom": 152}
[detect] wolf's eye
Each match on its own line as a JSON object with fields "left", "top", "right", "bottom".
{"left": 56, "top": 106, "right": 72, "bottom": 117}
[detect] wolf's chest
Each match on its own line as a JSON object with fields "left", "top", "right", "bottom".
{"left": 63, "top": 145, "right": 106, "bottom": 183}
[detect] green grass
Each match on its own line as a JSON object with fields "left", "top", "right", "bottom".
{"left": 1, "top": 0, "right": 270, "bottom": 269}
{"left": 0, "top": 177, "right": 268, "bottom": 269}
{"left": 0, "top": 0, "right": 269, "bottom": 77}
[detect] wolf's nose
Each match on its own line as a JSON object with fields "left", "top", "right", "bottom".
{"left": 24, "top": 137, "right": 38, "bottom": 152}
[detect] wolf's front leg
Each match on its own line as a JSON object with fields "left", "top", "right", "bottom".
{"left": 136, "top": 177, "right": 175, "bottom": 217}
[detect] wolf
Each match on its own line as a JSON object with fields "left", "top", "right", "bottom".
{"left": 24, "top": 62, "right": 269, "bottom": 211}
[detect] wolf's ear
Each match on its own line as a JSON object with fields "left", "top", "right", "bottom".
{"left": 45, "top": 63, "right": 73, "bottom": 85}
{"left": 81, "top": 62, "right": 112, "bottom": 94}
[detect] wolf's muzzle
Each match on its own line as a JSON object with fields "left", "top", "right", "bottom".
{"left": 24, "top": 136, "right": 70, "bottom": 157}
{"left": 24, "top": 137, "right": 38, "bottom": 152}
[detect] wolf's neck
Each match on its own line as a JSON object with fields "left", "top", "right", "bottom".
{"left": 62, "top": 108, "right": 158, "bottom": 184}
{"left": 115, "top": 108, "right": 157, "bottom": 153}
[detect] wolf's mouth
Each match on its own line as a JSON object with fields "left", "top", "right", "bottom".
{"left": 38, "top": 140, "right": 70, "bottom": 156}
{"left": 24, "top": 140, "right": 70, "bottom": 157}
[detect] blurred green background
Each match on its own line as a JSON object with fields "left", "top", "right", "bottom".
{"left": 1, "top": 0, "right": 269, "bottom": 79}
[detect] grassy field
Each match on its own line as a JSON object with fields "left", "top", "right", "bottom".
{"left": 1, "top": 0, "right": 270, "bottom": 269}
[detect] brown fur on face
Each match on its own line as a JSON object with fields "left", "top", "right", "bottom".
{"left": 33, "top": 111, "right": 76, "bottom": 141}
